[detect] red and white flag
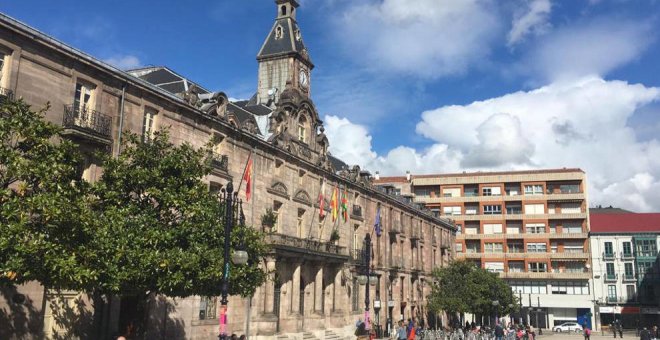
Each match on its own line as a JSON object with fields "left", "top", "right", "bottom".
{"left": 318, "top": 179, "right": 326, "bottom": 218}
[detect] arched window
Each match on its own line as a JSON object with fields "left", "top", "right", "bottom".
{"left": 281, "top": 5, "right": 287, "bottom": 16}
{"left": 297, "top": 115, "right": 307, "bottom": 143}
{"left": 275, "top": 26, "right": 283, "bottom": 39}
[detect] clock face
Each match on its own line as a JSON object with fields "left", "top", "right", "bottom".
{"left": 299, "top": 70, "right": 309, "bottom": 88}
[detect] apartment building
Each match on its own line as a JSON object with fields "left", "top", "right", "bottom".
{"left": 376, "top": 169, "right": 594, "bottom": 329}
{"left": 590, "top": 210, "right": 660, "bottom": 329}
{"left": 0, "top": 4, "right": 455, "bottom": 339}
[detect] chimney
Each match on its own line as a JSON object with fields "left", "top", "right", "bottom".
{"left": 374, "top": 171, "right": 380, "bottom": 180}
{"left": 406, "top": 170, "right": 411, "bottom": 181}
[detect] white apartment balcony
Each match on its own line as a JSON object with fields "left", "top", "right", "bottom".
{"left": 457, "top": 252, "right": 589, "bottom": 260}
{"left": 415, "top": 192, "right": 585, "bottom": 204}
{"left": 450, "top": 212, "right": 587, "bottom": 221}
{"left": 458, "top": 232, "right": 589, "bottom": 240}
{"left": 499, "top": 272, "right": 591, "bottom": 280}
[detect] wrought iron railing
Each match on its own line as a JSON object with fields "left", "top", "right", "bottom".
{"left": 266, "top": 233, "right": 348, "bottom": 256}
{"left": 623, "top": 273, "right": 636, "bottom": 281}
{"left": 604, "top": 273, "right": 618, "bottom": 282}
{"left": 0, "top": 87, "right": 13, "bottom": 101}
{"left": 63, "top": 104, "right": 112, "bottom": 138}
{"left": 211, "top": 153, "right": 229, "bottom": 172}
{"left": 603, "top": 252, "right": 615, "bottom": 260}
{"left": 350, "top": 247, "right": 366, "bottom": 263}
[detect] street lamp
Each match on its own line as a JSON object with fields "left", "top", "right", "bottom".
{"left": 219, "top": 182, "right": 248, "bottom": 340}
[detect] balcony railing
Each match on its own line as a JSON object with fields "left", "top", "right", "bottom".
{"left": 604, "top": 273, "right": 618, "bottom": 282}
{"left": 0, "top": 87, "right": 14, "bottom": 101}
{"left": 603, "top": 252, "right": 615, "bottom": 260}
{"left": 351, "top": 205, "right": 363, "bottom": 219}
{"left": 63, "top": 104, "right": 112, "bottom": 139}
{"left": 621, "top": 251, "right": 634, "bottom": 259}
{"left": 210, "top": 153, "right": 229, "bottom": 172}
{"left": 350, "top": 247, "right": 366, "bottom": 263}
{"left": 623, "top": 273, "right": 637, "bottom": 281}
{"left": 265, "top": 233, "right": 348, "bottom": 257}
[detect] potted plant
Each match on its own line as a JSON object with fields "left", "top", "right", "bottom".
{"left": 261, "top": 208, "right": 277, "bottom": 232}
{"left": 330, "top": 229, "right": 340, "bottom": 244}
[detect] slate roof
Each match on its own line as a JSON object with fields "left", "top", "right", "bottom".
{"left": 590, "top": 213, "right": 660, "bottom": 234}
{"left": 257, "top": 17, "right": 313, "bottom": 67}
{"left": 328, "top": 154, "right": 348, "bottom": 172}
{"left": 127, "top": 67, "right": 210, "bottom": 95}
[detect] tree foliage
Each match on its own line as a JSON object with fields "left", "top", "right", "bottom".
{"left": 0, "top": 99, "right": 93, "bottom": 288}
{"left": 0, "top": 99, "right": 267, "bottom": 299}
{"left": 428, "top": 260, "right": 518, "bottom": 318}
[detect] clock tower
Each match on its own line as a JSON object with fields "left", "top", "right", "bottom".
{"left": 256, "top": 0, "right": 314, "bottom": 107}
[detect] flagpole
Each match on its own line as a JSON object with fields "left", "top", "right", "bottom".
{"left": 236, "top": 150, "right": 253, "bottom": 195}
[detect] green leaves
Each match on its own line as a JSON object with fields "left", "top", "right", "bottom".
{"left": 428, "top": 260, "right": 518, "bottom": 317}
{"left": 0, "top": 99, "right": 267, "bottom": 299}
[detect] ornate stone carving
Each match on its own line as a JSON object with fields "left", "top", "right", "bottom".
{"left": 267, "top": 181, "right": 289, "bottom": 199}
{"left": 293, "top": 189, "right": 312, "bottom": 206}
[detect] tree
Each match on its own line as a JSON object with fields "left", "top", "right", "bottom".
{"left": 86, "top": 130, "right": 267, "bottom": 299}
{"left": 428, "top": 260, "right": 518, "bottom": 324}
{"left": 0, "top": 99, "right": 94, "bottom": 289}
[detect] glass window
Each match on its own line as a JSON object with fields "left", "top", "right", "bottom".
{"left": 442, "top": 187, "right": 460, "bottom": 197}
{"left": 74, "top": 82, "right": 93, "bottom": 109}
{"left": 560, "top": 203, "right": 582, "bottom": 214}
{"left": 562, "top": 223, "right": 583, "bottom": 233}
{"left": 622, "top": 242, "right": 633, "bottom": 256}
{"left": 559, "top": 184, "right": 580, "bottom": 193}
{"left": 464, "top": 226, "right": 478, "bottom": 235}
{"left": 508, "top": 262, "right": 524, "bottom": 272}
{"left": 507, "top": 242, "right": 524, "bottom": 253}
{"left": 607, "top": 285, "right": 617, "bottom": 300}
{"left": 528, "top": 262, "right": 547, "bottom": 272}
{"left": 443, "top": 206, "right": 462, "bottom": 215}
{"left": 465, "top": 205, "right": 478, "bottom": 215}
{"left": 199, "top": 296, "right": 218, "bottom": 320}
{"left": 0, "top": 52, "right": 5, "bottom": 83}
{"left": 604, "top": 242, "right": 614, "bottom": 255}
{"left": 636, "top": 239, "right": 658, "bottom": 257}
{"left": 564, "top": 241, "right": 584, "bottom": 253}
{"left": 624, "top": 263, "right": 634, "bottom": 276}
{"left": 482, "top": 186, "right": 501, "bottom": 196}
{"left": 626, "top": 285, "right": 636, "bottom": 300}
{"left": 483, "top": 205, "right": 502, "bottom": 215}
{"left": 506, "top": 204, "right": 522, "bottom": 214}
{"left": 466, "top": 242, "right": 480, "bottom": 253}
{"left": 524, "top": 185, "right": 543, "bottom": 195}
{"left": 455, "top": 243, "right": 463, "bottom": 253}
{"left": 525, "top": 223, "right": 546, "bottom": 234}
{"left": 606, "top": 263, "right": 615, "bottom": 276}
{"left": 485, "top": 262, "right": 504, "bottom": 272}
{"left": 484, "top": 243, "right": 503, "bottom": 253}
{"left": 506, "top": 223, "right": 521, "bottom": 234}
{"left": 142, "top": 109, "right": 157, "bottom": 141}
{"left": 527, "top": 243, "right": 547, "bottom": 253}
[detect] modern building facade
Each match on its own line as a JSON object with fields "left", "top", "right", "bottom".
{"left": 375, "top": 169, "right": 595, "bottom": 329}
{"left": 590, "top": 210, "right": 660, "bottom": 329}
{"left": 0, "top": 2, "right": 455, "bottom": 339}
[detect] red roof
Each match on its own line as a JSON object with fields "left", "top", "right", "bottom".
{"left": 590, "top": 213, "right": 660, "bottom": 233}
{"left": 373, "top": 176, "right": 408, "bottom": 184}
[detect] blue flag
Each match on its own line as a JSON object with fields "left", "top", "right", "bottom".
{"left": 374, "top": 206, "right": 381, "bottom": 236}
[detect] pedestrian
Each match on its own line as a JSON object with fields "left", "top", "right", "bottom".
{"left": 495, "top": 322, "right": 505, "bottom": 340}
{"left": 616, "top": 319, "right": 624, "bottom": 338}
{"left": 239, "top": 335, "right": 246, "bottom": 340}
{"left": 527, "top": 325, "right": 535, "bottom": 340}
{"left": 652, "top": 326, "right": 659, "bottom": 340}
{"left": 584, "top": 326, "right": 592, "bottom": 340}
{"left": 397, "top": 321, "right": 407, "bottom": 340}
{"left": 641, "top": 327, "right": 652, "bottom": 340}
{"left": 231, "top": 334, "right": 238, "bottom": 340}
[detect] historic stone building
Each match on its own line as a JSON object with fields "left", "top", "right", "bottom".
{"left": 0, "top": 2, "right": 455, "bottom": 339}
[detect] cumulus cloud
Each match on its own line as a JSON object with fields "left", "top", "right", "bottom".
{"left": 331, "top": 0, "right": 501, "bottom": 78}
{"left": 325, "top": 77, "right": 660, "bottom": 212}
{"left": 103, "top": 55, "right": 142, "bottom": 70}
{"left": 526, "top": 18, "right": 655, "bottom": 81}
{"left": 507, "top": 0, "right": 552, "bottom": 47}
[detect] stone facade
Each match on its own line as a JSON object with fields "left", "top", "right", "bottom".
{"left": 0, "top": 4, "right": 455, "bottom": 340}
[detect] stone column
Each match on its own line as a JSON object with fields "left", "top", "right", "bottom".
{"left": 314, "top": 266, "right": 323, "bottom": 314}
{"left": 264, "top": 257, "right": 276, "bottom": 315}
{"left": 292, "top": 262, "right": 301, "bottom": 314}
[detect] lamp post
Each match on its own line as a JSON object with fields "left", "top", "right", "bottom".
{"left": 218, "top": 182, "right": 249, "bottom": 340}
{"left": 358, "top": 233, "right": 374, "bottom": 332}
{"left": 508, "top": 304, "right": 514, "bottom": 325}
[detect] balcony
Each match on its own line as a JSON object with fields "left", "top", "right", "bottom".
{"left": 621, "top": 252, "right": 634, "bottom": 260}
{"left": 414, "top": 192, "right": 585, "bottom": 204}
{"left": 449, "top": 212, "right": 587, "bottom": 221}
{"left": 350, "top": 205, "right": 363, "bottom": 221}
{"left": 350, "top": 248, "right": 366, "bottom": 264}
{"left": 623, "top": 273, "right": 637, "bottom": 282}
{"left": 604, "top": 273, "right": 618, "bottom": 282}
{"left": 456, "top": 232, "right": 588, "bottom": 240}
{"left": 0, "top": 87, "right": 13, "bottom": 102}
{"left": 603, "top": 252, "right": 616, "bottom": 260}
{"left": 499, "top": 272, "right": 591, "bottom": 280}
{"left": 210, "top": 153, "right": 229, "bottom": 173}
{"left": 389, "top": 222, "right": 402, "bottom": 235}
{"left": 62, "top": 104, "right": 112, "bottom": 144}
{"left": 265, "top": 233, "right": 348, "bottom": 263}
{"left": 550, "top": 252, "right": 589, "bottom": 260}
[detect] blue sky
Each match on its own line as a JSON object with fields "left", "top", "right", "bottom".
{"left": 2, "top": 0, "right": 660, "bottom": 212}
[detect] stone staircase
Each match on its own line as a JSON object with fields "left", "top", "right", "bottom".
{"left": 303, "top": 331, "right": 320, "bottom": 340}
{"left": 276, "top": 335, "right": 291, "bottom": 340}
{"left": 324, "top": 329, "right": 349, "bottom": 340}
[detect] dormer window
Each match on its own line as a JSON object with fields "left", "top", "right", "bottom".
{"left": 275, "top": 26, "right": 283, "bottom": 40}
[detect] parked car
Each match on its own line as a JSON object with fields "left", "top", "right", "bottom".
{"left": 553, "top": 322, "right": 583, "bottom": 332}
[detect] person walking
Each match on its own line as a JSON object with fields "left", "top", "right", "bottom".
{"left": 617, "top": 320, "right": 624, "bottom": 338}
{"left": 640, "top": 327, "right": 652, "bottom": 340}
{"left": 651, "top": 326, "right": 659, "bottom": 340}
{"left": 584, "top": 326, "right": 592, "bottom": 340}
{"left": 396, "top": 321, "right": 407, "bottom": 340}
{"left": 495, "top": 322, "right": 505, "bottom": 340}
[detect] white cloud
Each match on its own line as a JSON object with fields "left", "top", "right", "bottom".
{"left": 507, "top": 0, "right": 552, "bottom": 47}
{"left": 325, "top": 77, "right": 660, "bottom": 212}
{"left": 103, "top": 55, "right": 142, "bottom": 70}
{"left": 526, "top": 18, "right": 654, "bottom": 81}
{"left": 331, "top": 0, "right": 501, "bottom": 78}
